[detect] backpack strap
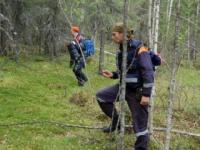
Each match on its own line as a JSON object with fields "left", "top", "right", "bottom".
{"left": 75, "top": 34, "right": 82, "bottom": 43}
{"left": 126, "top": 42, "right": 143, "bottom": 71}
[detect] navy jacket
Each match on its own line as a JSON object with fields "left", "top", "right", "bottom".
{"left": 67, "top": 35, "right": 85, "bottom": 61}
{"left": 112, "top": 39, "right": 154, "bottom": 97}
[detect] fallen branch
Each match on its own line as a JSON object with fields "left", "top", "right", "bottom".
{"left": 126, "top": 125, "right": 200, "bottom": 138}
{"left": 153, "top": 127, "right": 200, "bottom": 138}
{"left": 0, "top": 121, "right": 199, "bottom": 138}
{"left": 0, "top": 120, "right": 103, "bottom": 130}
{"left": 96, "top": 48, "right": 115, "bottom": 56}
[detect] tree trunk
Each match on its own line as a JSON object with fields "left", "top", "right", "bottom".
{"left": 43, "top": 0, "right": 59, "bottom": 58}
{"left": 168, "top": 0, "right": 174, "bottom": 22}
{"left": 119, "top": 0, "right": 129, "bottom": 149}
{"left": 13, "top": 0, "right": 23, "bottom": 36}
{"left": 193, "top": 0, "right": 200, "bottom": 61}
{"left": 148, "top": 0, "right": 153, "bottom": 48}
{"left": 148, "top": 0, "right": 154, "bottom": 137}
{"left": 98, "top": 30, "right": 105, "bottom": 73}
{"left": 187, "top": 20, "right": 191, "bottom": 64}
{"left": 148, "top": 0, "right": 160, "bottom": 139}
{"left": 153, "top": 0, "right": 160, "bottom": 53}
{"left": 0, "top": 2, "right": 7, "bottom": 56}
{"left": 167, "top": 0, "right": 174, "bottom": 33}
{"left": 164, "top": 0, "right": 180, "bottom": 149}
{"left": 152, "top": 0, "right": 156, "bottom": 45}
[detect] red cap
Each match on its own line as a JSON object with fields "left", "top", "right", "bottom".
{"left": 71, "top": 26, "right": 80, "bottom": 33}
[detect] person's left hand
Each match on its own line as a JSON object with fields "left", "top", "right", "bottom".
{"left": 140, "top": 96, "right": 150, "bottom": 106}
{"left": 157, "top": 53, "right": 165, "bottom": 64}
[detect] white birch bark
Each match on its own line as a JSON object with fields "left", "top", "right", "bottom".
{"left": 166, "top": 0, "right": 174, "bottom": 33}
{"left": 99, "top": 29, "right": 105, "bottom": 73}
{"left": 164, "top": 0, "right": 181, "bottom": 149}
{"left": 119, "top": 0, "right": 129, "bottom": 149}
{"left": 194, "top": 0, "right": 200, "bottom": 60}
{"left": 148, "top": 0, "right": 153, "bottom": 48}
{"left": 152, "top": 0, "right": 156, "bottom": 45}
{"left": 168, "top": 0, "right": 174, "bottom": 22}
{"left": 153, "top": 0, "right": 160, "bottom": 53}
{"left": 187, "top": 20, "right": 190, "bottom": 64}
{"left": 148, "top": 0, "right": 160, "bottom": 138}
{"left": 167, "top": 0, "right": 170, "bottom": 18}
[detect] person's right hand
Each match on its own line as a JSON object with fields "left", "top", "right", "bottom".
{"left": 101, "top": 70, "right": 113, "bottom": 78}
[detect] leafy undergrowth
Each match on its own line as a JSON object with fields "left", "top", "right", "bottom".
{"left": 0, "top": 56, "right": 199, "bottom": 150}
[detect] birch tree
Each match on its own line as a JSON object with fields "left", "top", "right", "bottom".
{"left": 167, "top": 0, "right": 174, "bottom": 24}
{"left": 187, "top": 18, "right": 191, "bottom": 64}
{"left": 152, "top": 0, "right": 156, "bottom": 45}
{"left": 166, "top": 0, "right": 174, "bottom": 36}
{"left": 98, "top": 28, "right": 105, "bottom": 73}
{"left": 148, "top": 0, "right": 160, "bottom": 138}
{"left": 119, "top": 0, "right": 129, "bottom": 149}
{"left": 193, "top": 0, "right": 200, "bottom": 61}
{"left": 164, "top": 0, "right": 181, "bottom": 149}
{"left": 148, "top": 0, "right": 153, "bottom": 48}
{"left": 153, "top": 0, "right": 160, "bottom": 53}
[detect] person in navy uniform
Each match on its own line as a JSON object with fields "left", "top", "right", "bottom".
{"left": 67, "top": 26, "right": 88, "bottom": 86}
{"left": 96, "top": 22, "right": 155, "bottom": 150}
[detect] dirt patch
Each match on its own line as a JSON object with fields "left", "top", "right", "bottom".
{"left": 69, "top": 91, "right": 92, "bottom": 107}
{"left": 47, "top": 83, "right": 67, "bottom": 89}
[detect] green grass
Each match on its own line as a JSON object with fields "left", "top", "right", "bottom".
{"left": 0, "top": 55, "right": 199, "bottom": 150}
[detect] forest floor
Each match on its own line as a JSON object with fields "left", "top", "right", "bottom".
{"left": 0, "top": 55, "right": 200, "bottom": 150}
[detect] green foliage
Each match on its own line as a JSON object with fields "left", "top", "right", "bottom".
{"left": 0, "top": 55, "right": 199, "bottom": 149}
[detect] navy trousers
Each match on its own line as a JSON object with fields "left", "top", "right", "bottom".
{"left": 73, "top": 59, "right": 88, "bottom": 83}
{"left": 96, "top": 84, "right": 149, "bottom": 150}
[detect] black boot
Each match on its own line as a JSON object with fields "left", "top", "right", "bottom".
{"left": 78, "top": 80, "right": 85, "bottom": 86}
{"left": 80, "top": 72, "right": 88, "bottom": 82}
{"left": 97, "top": 101, "right": 120, "bottom": 133}
{"left": 135, "top": 135, "right": 149, "bottom": 150}
{"left": 103, "top": 116, "right": 120, "bottom": 133}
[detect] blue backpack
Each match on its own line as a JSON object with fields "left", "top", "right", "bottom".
{"left": 83, "top": 39, "right": 95, "bottom": 57}
{"left": 148, "top": 50, "right": 161, "bottom": 66}
{"left": 130, "top": 40, "right": 161, "bottom": 68}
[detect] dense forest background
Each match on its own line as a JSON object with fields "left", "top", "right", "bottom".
{"left": 1, "top": 0, "right": 199, "bottom": 62}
